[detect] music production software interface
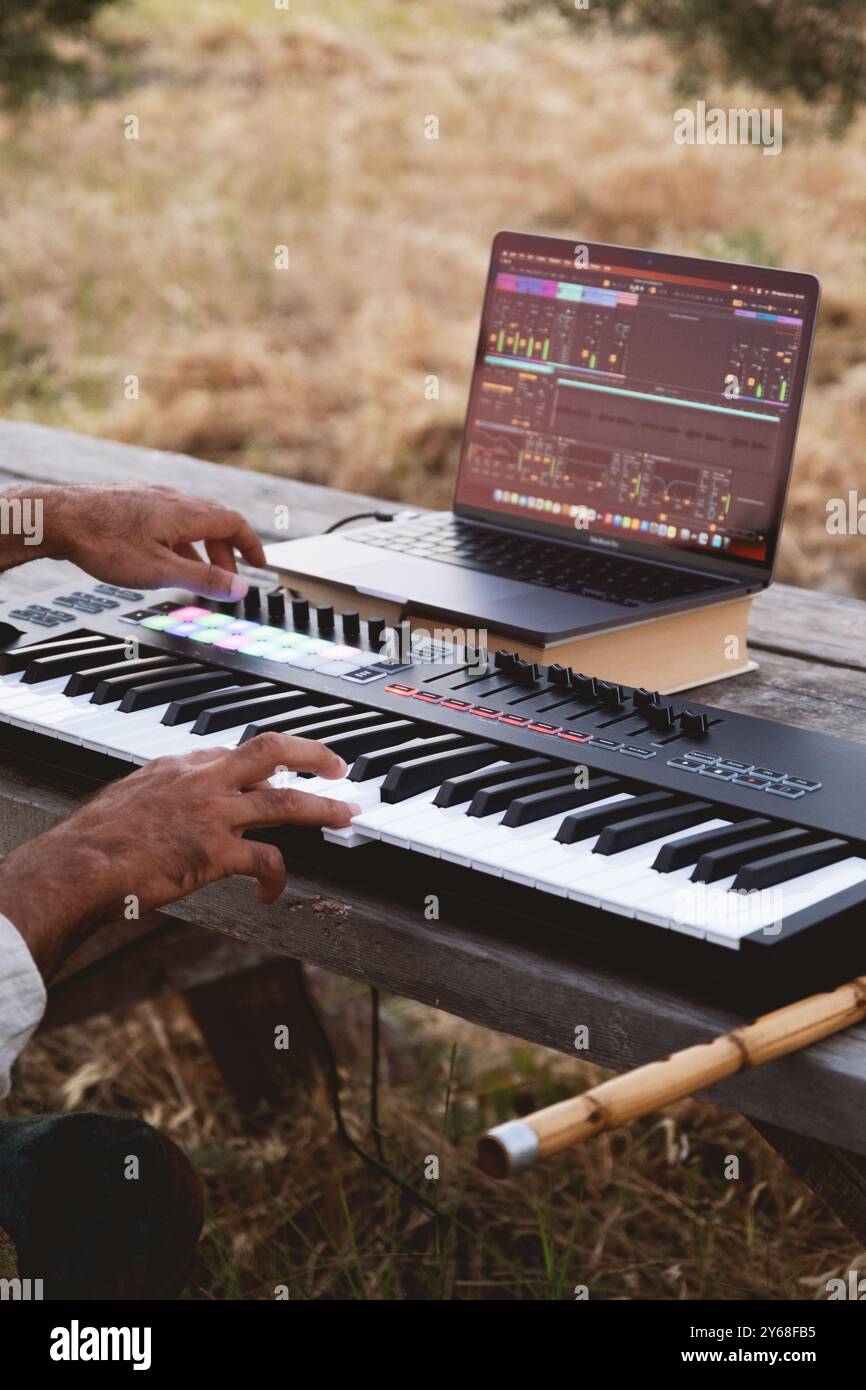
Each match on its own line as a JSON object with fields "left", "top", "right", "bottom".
{"left": 455, "top": 244, "right": 811, "bottom": 565}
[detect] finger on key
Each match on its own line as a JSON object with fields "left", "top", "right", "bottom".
{"left": 221, "top": 732, "right": 347, "bottom": 788}
{"left": 235, "top": 787, "right": 361, "bottom": 829}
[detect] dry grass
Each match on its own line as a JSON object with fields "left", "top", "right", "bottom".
{"left": 2, "top": 1, "right": 866, "bottom": 1300}
{"left": 4, "top": 979, "right": 863, "bottom": 1300}
{"left": 0, "top": 0, "right": 865, "bottom": 589}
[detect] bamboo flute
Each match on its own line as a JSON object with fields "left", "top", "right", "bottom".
{"left": 477, "top": 973, "right": 866, "bottom": 1178}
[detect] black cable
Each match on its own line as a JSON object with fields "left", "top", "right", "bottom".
{"left": 324, "top": 511, "right": 395, "bottom": 534}
{"left": 293, "top": 963, "right": 441, "bottom": 1221}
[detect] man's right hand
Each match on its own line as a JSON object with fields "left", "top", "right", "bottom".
{"left": 0, "top": 734, "right": 360, "bottom": 978}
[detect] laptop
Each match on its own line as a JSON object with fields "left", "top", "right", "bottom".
{"left": 267, "top": 231, "right": 820, "bottom": 644}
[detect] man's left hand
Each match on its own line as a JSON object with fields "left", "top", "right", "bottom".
{"left": 35, "top": 482, "right": 267, "bottom": 599}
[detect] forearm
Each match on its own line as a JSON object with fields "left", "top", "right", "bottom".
{"left": 0, "top": 831, "right": 116, "bottom": 980}
{"left": 0, "top": 484, "right": 67, "bottom": 572}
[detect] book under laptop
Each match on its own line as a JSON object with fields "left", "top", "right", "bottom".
{"left": 267, "top": 231, "right": 820, "bottom": 644}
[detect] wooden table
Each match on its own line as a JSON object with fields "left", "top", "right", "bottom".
{"left": 2, "top": 418, "right": 866, "bottom": 1241}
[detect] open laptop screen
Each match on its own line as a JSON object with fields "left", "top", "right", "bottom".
{"left": 453, "top": 232, "right": 820, "bottom": 579}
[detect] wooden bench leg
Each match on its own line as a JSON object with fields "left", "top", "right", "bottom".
{"left": 748, "top": 1116, "right": 866, "bottom": 1247}
{"left": 183, "top": 958, "right": 328, "bottom": 1108}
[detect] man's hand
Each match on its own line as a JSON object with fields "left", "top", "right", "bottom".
{"left": 3, "top": 482, "right": 267, "bottom": 599}
{"left": 0, "top": 734, "right": 360, "bottom": 978}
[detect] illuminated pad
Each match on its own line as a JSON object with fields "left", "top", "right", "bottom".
{"left": 195, "top": 612, "right": 233, "bottom": 626}
{"left": 139, "top": 607, "right": 370, "bottom": 676}
{"left": 237, "top": 640, "right": 283, "bottom": 657}
{"left": 168, "top": 606, "right": 211, "bottom": 621}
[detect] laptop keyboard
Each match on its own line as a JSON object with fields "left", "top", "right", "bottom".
{"left": 349, "top": 518, "right": 732, "bottom": 608}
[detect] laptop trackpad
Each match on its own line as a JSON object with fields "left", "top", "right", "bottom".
{"left": 347, "top": 559, "right": 524, "bottom": 606}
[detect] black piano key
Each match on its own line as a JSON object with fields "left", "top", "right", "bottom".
{"left": 0, "top": 633, "right": 110, "bottom": 674}
{"left": 91, "top": 661, "right": 204, "bottom": 705}
{"left": 692, "top": 827, "right": 813, "bottom": 884}
{"left": 267, "top": 711, "right": 388, "bottom": 745}
{"left": 320, "top": 719, "right": 417, "bottom": 763}
{"left": 733, "top": 838, "right": 853, "bottom": 893}
{"left": 593, "top": 799, "right": 714, "bottom": 856}
{"left": 555, "top": 791, "right": 677, "bottom": 844}
{"left": 192, "top": 688, "right": 320, "bottom": 735}
{"left": 239, "top": 702, "right": 353, "bottom": 743}
{"left": 161, "top": 681, "right": 276, "bottom": 726}
{"left": 64, "top": 655, "right": 176, "bottom": 697}
{"left": 651, "top": 816, "right": 773, "bottom": 873}
{"left": 502, "top": 775, "right": 625, "bottom": 829}
{"left": 468, "top": 767, "right": 575, "bottom": 819}
{"left": 434, "top": 757, "right": 552, "bottom": 808}
{"left": 120, "top": 670, "right": 232, "bottom": 713}
{"left": 349, "top": 733, "right": 464, "bottom": 782}
{"left": 381, "top": 743, "right": 502, "bottom": 803}
{"left": 22, "top": 642, "right": 128, "bottom": 683}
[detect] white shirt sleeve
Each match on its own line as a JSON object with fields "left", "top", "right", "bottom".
{"left": 0, "top": 912, "right": 46, "bottom": 1099}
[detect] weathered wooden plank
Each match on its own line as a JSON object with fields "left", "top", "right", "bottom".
{"left": 691, "top": 648, "right": 866, "bottom": 742}
{"left": 42, "top": 918, "right": 280, "bottom": 1032}
{"left": 48, "top": 912, "right": 166, "bottom": 984}
{"left": 748, "top": 584, "right": 866, "bottom": 674}
{"left": 0, "top": 419, "right": 381, "bottom": 543}
{"left": 161, "top": 876, "right": 866, "bottom": 1159}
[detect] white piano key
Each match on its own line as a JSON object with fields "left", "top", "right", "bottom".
{"left": 495, "top": 796, "right": 642, "bottom": 884}
{"left": 462, "top": 793, "right": 636, "bottom": 879}
{"left": 7, "top": 693, "right": 98, "bottom": 731}
{"left": 130, "top": 725, "right": 244, "bottom": 759}
{"left": 67, "top": 700, "right": 171, "bottom": 735}
{"left": 577, "top": 821, "right": 731, "bottom": 916}
{"left": 436, "top": 791, "right": 638, "bottom": 869}
{"left": 439, "top": 812, "right": 515, "bottom": 865}
{"left": 528, "top": 820, "right": 727, "bottom": 902}
{"left": 319, "top": 777, "right": 394, "bottom": 845}
{"left": 764, "top": 856, "right": 866, "bottom": 924}
{"left": 360, "top": 760, "right": 514, "bottom": 854}
{"left": 294, "top": 774, "right": 380, "bottom": 806}
{"left": 406, "top": 805, "right": 496, "bottom": 856}
{"left": 78, "top": 706, "right": 177, "bottom": 753}
{"left": 351, "top": 789, "right": 440, "bottom": 843}
{"left": 623, "top": 865, "right": 711, "bottom": 927}
{"left": 1, "top": 684, "right": 86, "bottom": 716}
{"left": 662, "top": 855, "right": 866, "bottom": 945}
{"left": 322, "top": 826, "right": 372, "bottom": 848}
{"left": 0, "top": 675, "right": 72, "bottom": 710}
{"left": 473, "top": 811, "right": 614, "bottom": 878}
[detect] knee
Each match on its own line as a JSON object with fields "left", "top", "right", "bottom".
{"left": 0, "top": 1111, "right": 203, "bottom": 1299}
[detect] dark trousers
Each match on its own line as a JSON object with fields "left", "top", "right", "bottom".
{"left": 0, "top": 1112, "right": 203, "bottom": 1299}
